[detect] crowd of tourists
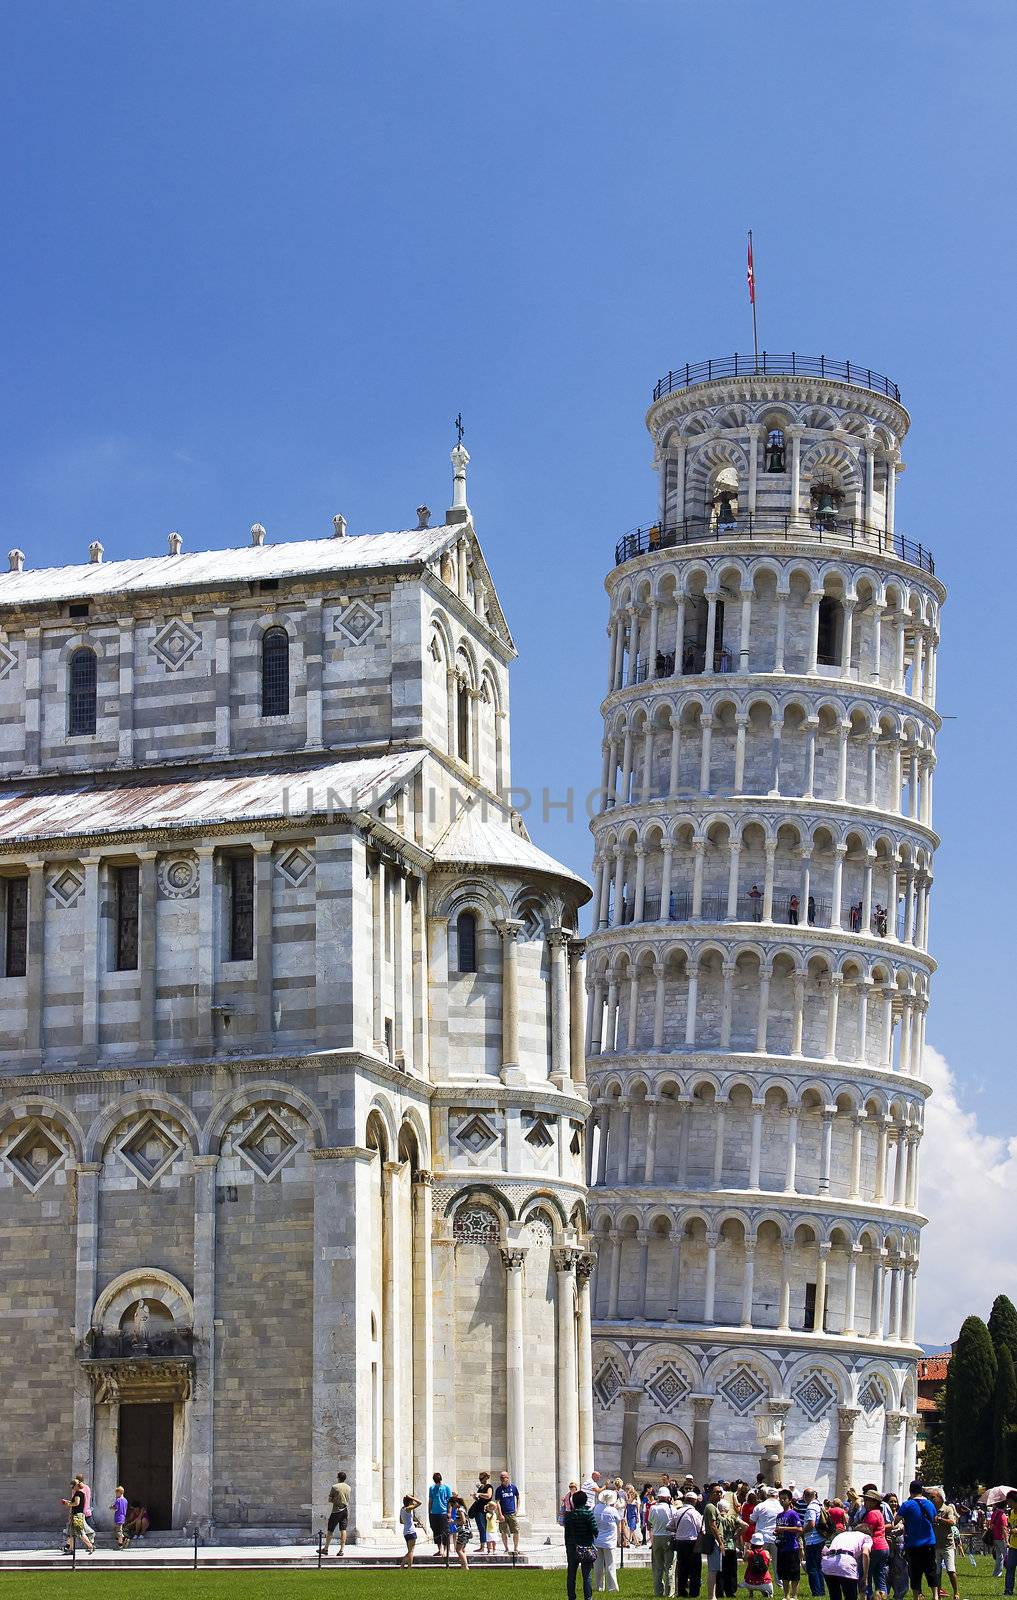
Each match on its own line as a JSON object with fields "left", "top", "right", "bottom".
{"left": 327, "top": 1467, "right": 523, "bottom": 1569}
{"left": 558, "top": 1474, "right": 1003, "bottom": 1600}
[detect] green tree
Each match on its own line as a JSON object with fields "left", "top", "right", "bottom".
{"left": 944, "top": 1316, "right": 997, "bottom": 1494}
{"left": 920, "top": 1440, "right": 945, "bottom": 1487}
{"left": 989, "top": 1295, "right": 1017, "bottom": 1366}
{"left": 995, "top": 1343, "right": 1017, "bottom": 1481}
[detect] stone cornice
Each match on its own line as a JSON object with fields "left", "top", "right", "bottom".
{"left": 644, "top": 372, "right": 910, "bottom": 432}
{"left": 588, "top": 1183, "right": 927, "bottom": 1231}
{"left": 585, "top": 1050, "right": 932, "bottom": 1100}
{"left": 607, "top": 533, "right": 945, "bottom": 606}
{"left": 429, "top": 1082, "right": 590, "bottom": 1116}
{"left": 591, "top": 793, "right": 940, "bottom": 854}
{"left": 583, "top": 919, "right": 938, "bottom": 976}
{"left": 599, "top": 673, "right": 943, "bottom": 736}
{"left": 593, "top": 1319, "right": 923, "bottom": 1360}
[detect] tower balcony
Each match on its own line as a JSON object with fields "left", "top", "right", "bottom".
{"left": 652, "top": 352, "right": 901, "bottom": 404}
{"left": 614, "top": 512, "right": 935, "bottom": 576}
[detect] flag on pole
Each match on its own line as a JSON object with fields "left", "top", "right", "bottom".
{"left": 747, "top": 231, "right": 755, "bottom": 304}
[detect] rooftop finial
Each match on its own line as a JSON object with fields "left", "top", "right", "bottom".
{"left": 332, "top": 514, "right": 347, "bottom": 539}
{"left": 416, "top": 505, "right": 431, "bottom": 529}
{"left": 167, "top": 531, "right": 183, "bottom": 556}
{"left": 250, "top": 524, "right": 266, "bottom": 547}
{"left": 8, "top": 550, "right": 24, "bottom": 573}
{"left": 89, "top": 540, "right": 104, "bottom": 564}
{"left": 448, "top": 416, "right": 470, "bottom": 524}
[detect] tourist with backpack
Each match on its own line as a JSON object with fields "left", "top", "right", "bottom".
{"left": 744, "top": 1532, "right": 774, "bottom": 1598}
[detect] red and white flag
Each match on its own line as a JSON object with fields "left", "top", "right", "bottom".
{"left": 747, "top": 231, "right": 756, "bottom": 304}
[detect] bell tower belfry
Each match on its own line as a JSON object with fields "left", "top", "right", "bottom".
{"left": 585, "top": 353, "right": 944, "bottom": 1492}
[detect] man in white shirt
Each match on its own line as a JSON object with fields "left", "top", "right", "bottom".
{"left": 673, "top": 1491, "right": 705, "bottom": 1598}
{"left": 751, "top": 1487, "right": 783, "bottom": 1570}
{"left": 649, "top": 1487, "right": 676, "bottom": 1598}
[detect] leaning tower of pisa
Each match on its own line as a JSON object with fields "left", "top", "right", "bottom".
{"left": 584, "top": 354, "right": 944, "bottom": 1496}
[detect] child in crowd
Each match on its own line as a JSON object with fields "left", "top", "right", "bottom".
{"left": 745, "top": 1531, "right": 775, "bottom": 1599}
{"left": 110, "top": 1486, "right": 128, "bottom": 1548}
{"left": 449, "top": 1495, "right": 471, "bottom": 1570}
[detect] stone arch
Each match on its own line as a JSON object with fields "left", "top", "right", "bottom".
{"left": 397, "top": 1107, "right": 431, "bottom": 1170}
{"left": 0, "top": 1097, "right": 85, "bottom": 1161}
{"left": 636, "top": 1423, "right": 694, "bottom": 1471}
{"left": 444, "top": 1182, "right": 517, "bottom": 1225}
{"left": 783, "top": 1352, "right": 847, "bottom": 1407}
{"left": 703, "top": 1346, "right": 783, "bottom": 1403}
{"left": 518, "top": 1189, "right": 571, "bottom": 1235}
{"left": 87, "top": 1093, "right": 201, "bottom": 1163}
{"left": 93, "top": 1267, "right": 194, "bottom": 1334}
{"left": 202, "top": 1080, "right": 326, "bottom": 1156}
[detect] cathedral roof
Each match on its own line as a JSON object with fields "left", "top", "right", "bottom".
{"left": 0, "top": 750, "right": 424, "bottom": 846}
{"left": 431, "top": 804, "right": 590, "bottom": 896}
{"left": 0, "top": 528, "right": 462, "bottom": 607}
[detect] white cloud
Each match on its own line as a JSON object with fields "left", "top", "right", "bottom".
{"left": 916, "top": 1044, "right": 1017, "bottom": 1344}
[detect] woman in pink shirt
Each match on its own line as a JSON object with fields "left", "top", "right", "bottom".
{"left": 821, "top": 1531, "right": 872, "bottom": 1600}
{"left": 860, "top": 1490, "right": 889, "bottom": 1600}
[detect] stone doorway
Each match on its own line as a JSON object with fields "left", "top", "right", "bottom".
{"left": 118, "top": 1403, "right": 174, "bottom": 1530}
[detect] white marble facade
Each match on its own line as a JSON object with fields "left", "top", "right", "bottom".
{"left": 0, "top": 453, "right": 593, "bottom": 1539}
{"left": 585, "top": 358, "right": 944, "bottom": 1494}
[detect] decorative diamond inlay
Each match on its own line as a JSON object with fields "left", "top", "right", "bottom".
{"left": 0, "top": 638, "right": 17, "bottom": 681}
{"left": 118, "top": 1116, "right": 184, "bottom": 1188}
{"left": 453, "top": 1114, "right": 499, "bottom": 1156}
{"left": 593, "top": 1359, "right": 624, "bottom": 1410}
{"left": 150, "top": 619, "right": 201, "bottom": 672}
{"left": 793, "top": 1371, "right": 836, "bottom": 1420}
{"left": 47, "top": 867, "right": 85, "bottom": 907}
{"left": 718, "top": 1364, "right": 768, "bottom": 1416}
{"left": 647, "top": 1361, "right": 691, "bottom": 1415}
{"left": 236, "top": 1110, "right": 299, "bottom": 1181}
{"left": 335, "top": 600, "right": 382, "bottom": 645}
{"left": 4, "top": 1120, "right": 64, "bottom": 1192}
{"left": 453, "top": 1206, "right": 501, "bottom": 1244}
{"left": 275, "top": 847, "right": 314, "bottom": 888}
{"left": 523, "top": 1114, "right": 555, "bottom": 1150}
{"left": 860, "top": 1377, "right": 887, "bottom": 1416}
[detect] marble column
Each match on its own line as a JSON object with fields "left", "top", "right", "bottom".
{"left": 577, "top": 1255, "right": 596, "bottom": 1479}
{"left": 691, "top": 1395, "right": 714, "bottom": 1485}
{"left": 741, "top": 1243, "right": 756, "bottom": 1328}
{"left": 72, "top": 1161, "right": 102, "bottom": 1490}
{"left": 569, "top": 938, "right": 587, "bottom": 1086}
{"left": 815, "top": 1242, "right": 830, "bottom": 1333}
{"left": 554, "top": 1248, "right": 581, "bottom": 1489}
{"left": 502, "top": 1246, "right": 528, "bottom": 1512}
{"left": 835, "top": 1406, "right": 861, "bottom": 1497}
{"left": 620, "top": 1386, "right": 643, "bottom": 1484}
{"left": 497, "top": 919, "right": 524, "bottom": 1079}
{"left": 549, "top": 928, "right": 571, "bottom": 1086}
{"left": 190, "top": 1154, "right": 219, "bottom": 1532}
{"left": 411, "top": 1173, "right": 435, "bottom": 1500}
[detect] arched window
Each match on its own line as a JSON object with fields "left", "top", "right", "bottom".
{"left": 764, "top": 428, "right": 786, "bottom": 472}
{"left": 261, "top": 628, "right": 289, "bottom": 717}
{"left": 817, "top": 598, "right": 842, "bottom": 666}
{"left": 457, "top": 911, "right": 478, "bottom": 973}
{"left": 456, "top": 681, "right": 470, "bottom": 762}
{"left": 68, "top": 647, "right": 97, "bottom": 736}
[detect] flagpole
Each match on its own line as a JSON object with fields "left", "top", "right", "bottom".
{"left": 749, "top": 229, "right": 759, "bottom": 371}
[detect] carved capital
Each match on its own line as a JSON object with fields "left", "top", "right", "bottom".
{"left": 500, "top": 1247, "right": 527, "bottom": 1272}
{"left": 553, "top": 1246, "right": 582, "bottom": 1273}
{"left": 576, "top": 1252, "right": 597, "bottom": 1285}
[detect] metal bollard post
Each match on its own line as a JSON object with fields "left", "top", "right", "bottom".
{"left": 620, "top": 1540, "right": 625, "bottom": 1570}
{"left": 194, "top": 1525, "right": 199, "bottom": 1571}
{"left": 71, "top": 1535, "right": 76, "bottom": 1570}
{"left": 318, "top": 1529, "right": 324, "bottom": 1569}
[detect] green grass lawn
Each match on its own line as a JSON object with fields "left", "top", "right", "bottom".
{"left": 0, "top": 1556, "right": 1005, "bottom": 1600}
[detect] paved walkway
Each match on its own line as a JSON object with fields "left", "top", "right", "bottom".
{"left": 0, "top": 1539, "right": 575, "bottom": 1572}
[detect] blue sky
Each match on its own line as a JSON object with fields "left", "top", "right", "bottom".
{"left": 1, "top": 2, "right": 1014, "bottom": 1328}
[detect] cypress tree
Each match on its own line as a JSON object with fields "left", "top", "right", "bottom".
{"left": 989, "top": 1295, "right": 1017, "bottom": 1366}
{"left": 944, "top": 1316, "right": 997, "bottom": 1494}
{"left": 994, "top": 1343, "right": 1017, "bottom": 1481}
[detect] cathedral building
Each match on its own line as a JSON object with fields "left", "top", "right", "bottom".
{"left": 0, "top": 445, "right": 593, "bottom": 1539}
{"left": 585, "top": 355, "right": 943, "bottom": 1494}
